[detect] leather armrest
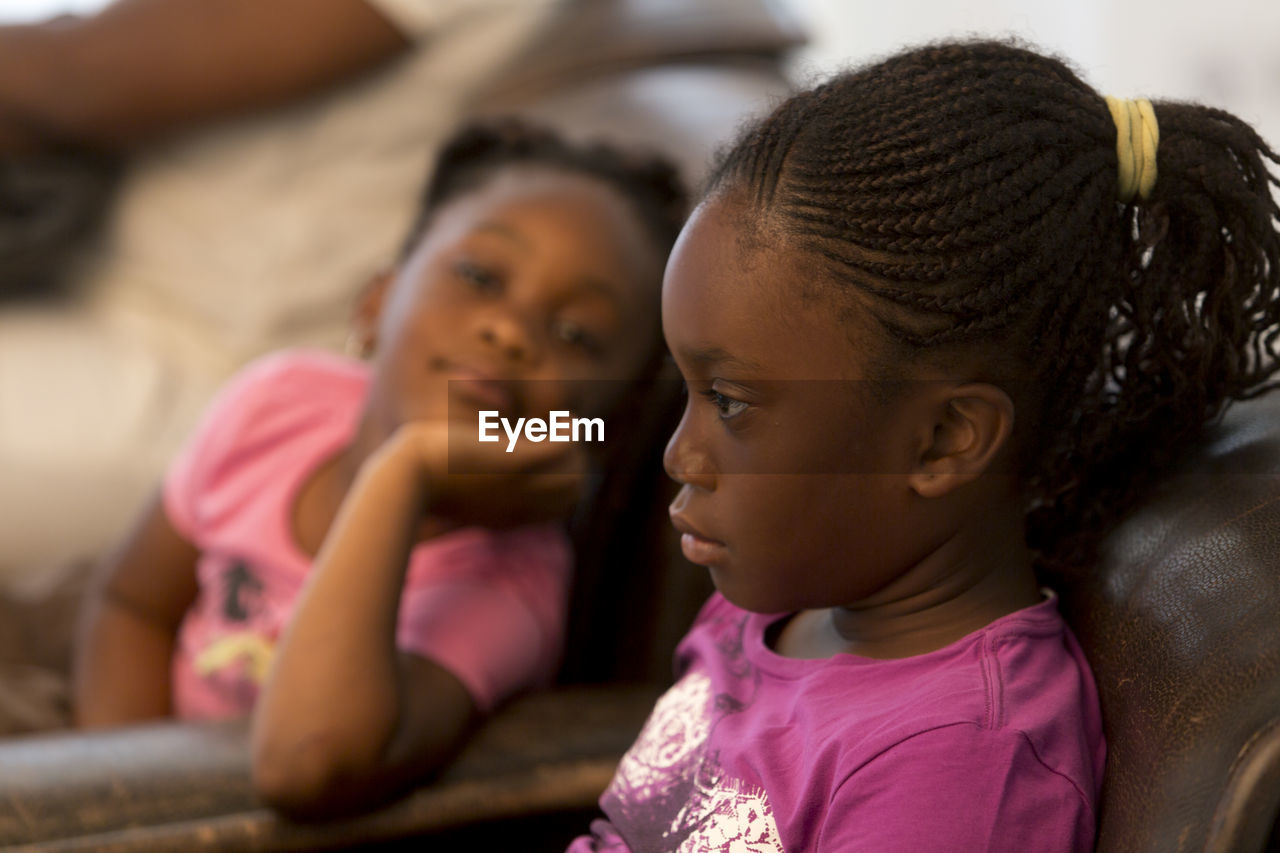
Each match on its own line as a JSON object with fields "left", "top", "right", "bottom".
{"left": 0, "top": 684, "right": 658, "bottom": 851}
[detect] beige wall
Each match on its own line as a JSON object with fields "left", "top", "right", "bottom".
{"left": 788, "top": 0, "right": 1280, "bottom": 150}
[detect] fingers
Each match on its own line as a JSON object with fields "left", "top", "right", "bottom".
{"left": 445, "top": 419, "right": 588, "bottom": 478}
{"left": 386, "top": 418, "right": 592, "bottom": 526}
{"left": 502, "top": 438, "right": 588, "bottom": 477}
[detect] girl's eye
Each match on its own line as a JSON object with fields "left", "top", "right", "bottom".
{"left": 455, "top": 260, "right": 501, "bottom": 292}
{"left": 553, "top": 319, "right": 602, "bottom": 355}
{"left": 701, "top": 389, "right": 748, "bottom": 420}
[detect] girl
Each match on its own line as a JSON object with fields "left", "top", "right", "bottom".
{"left": 571, "top": 41, "right": 1280, "bottom": 852}
{"left": 72, "top": 119, "right": 688, "bottom": 816}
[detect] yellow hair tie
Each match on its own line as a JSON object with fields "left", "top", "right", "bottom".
{"left": 1104, "top": 96, "right": 1159, "bottom": 202}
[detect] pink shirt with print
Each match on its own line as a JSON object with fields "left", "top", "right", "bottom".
{"left": 570, "top": 592, "right": 1105, "bottom": 852}
{"left": 164, "top": 350, "right": 571, "bottom": 719}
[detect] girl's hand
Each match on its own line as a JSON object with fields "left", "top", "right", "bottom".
{"left": 385, "top": 419, "right": 588, "bottom": 528}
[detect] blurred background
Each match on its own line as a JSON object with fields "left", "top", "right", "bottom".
{"left": 5, "top": 0, "right": 1278, "bottom": 145}
{"left": 790, "top": 0, "right": 1280, "bottom": 148}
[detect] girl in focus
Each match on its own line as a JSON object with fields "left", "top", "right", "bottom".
{"left": 571, "top": 41, "right": 1280, "bottom": 852}
{"left": 73, "top": 119, "right": 687, "bottom": 816}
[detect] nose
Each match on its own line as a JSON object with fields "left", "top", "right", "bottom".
{"left": 663, "top": 402, "right": 715, "bottom": 490}
{"left": 476, "top": 307, "right": 539, "bottom": 366}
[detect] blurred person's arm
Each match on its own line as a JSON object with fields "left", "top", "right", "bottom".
{"left": 73, "top": 490, "right": 200, "bottom": 727}
{"left": 251, "top": 422, "right": 582, "bottom": 818}
{"left": 250, "top": 426, "right": 475, "bottom": 819}
{"left": 0, "top": 0, "right": 410, "bottom": 152}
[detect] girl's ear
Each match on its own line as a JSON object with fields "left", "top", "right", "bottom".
{"left": 908, "top": 383, "right": 1015, "bottom": 499}
{"left": 348, "top": 268, "right": 395, "bottom": 358}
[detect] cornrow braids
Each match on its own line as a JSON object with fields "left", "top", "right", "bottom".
{"left": 709, "top": 39, "right": 1280, "bottom": 574}
{"left": 401, "top": 117, "right": 688, "bottom": 263}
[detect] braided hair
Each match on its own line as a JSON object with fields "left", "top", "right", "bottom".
{"left": 708, "top": 40, "right": 1280, "bottom": 573}
{"left": 401, "top": 117, "right": 688, "bottom": 265}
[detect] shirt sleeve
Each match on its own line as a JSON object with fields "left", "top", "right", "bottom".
{"left": 820, "top": 723, "right": 1097, "bottom": 853}
{"left": 395, "top": 526, "right": 571, "bottom": 713}
{"left": 162, "top": 353, "right": 294, "bottom": 539}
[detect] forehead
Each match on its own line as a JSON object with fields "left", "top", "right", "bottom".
{"left": 423, "top": 165, "right": 664, "bottom": 297}
{"left": 661, "top": 194, "right": 874, "bottom": 379}
{"left": 429, "top": 167, "right": 638, "bottom": 243}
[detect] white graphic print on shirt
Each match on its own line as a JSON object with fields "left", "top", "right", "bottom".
{"left": 607, "top": 671, "right": 783, "bottom": 852}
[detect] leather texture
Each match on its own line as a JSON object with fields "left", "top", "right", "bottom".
{"left": 0, "top": 685, "right": 659, "bottom": 850}
{"left": 1061, "top": 389, "right": 1280, "bottom": 852}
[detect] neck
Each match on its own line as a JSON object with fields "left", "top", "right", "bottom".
{"left": 823, "top": 502, "right": 1041, "bottom": 659}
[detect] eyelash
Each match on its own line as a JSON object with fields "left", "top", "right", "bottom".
{"left": 700, "top": 388, "right": 748, "bottom": 420}
{"left": 553, "top": 319, "right": 603, "bottom": 357}
{"left": 458, "top": 261, "right": 604, "bottom": 357}
{"left": 455, "top": 260, "right": 501, "bottom": 292}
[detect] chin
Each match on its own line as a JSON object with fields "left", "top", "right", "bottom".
{"left": 709, "top": 571, "right": 791, "bottom": 615}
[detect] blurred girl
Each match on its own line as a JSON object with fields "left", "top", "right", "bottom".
{"left": 74, "top": 119, "right": 687, "bottom": 816}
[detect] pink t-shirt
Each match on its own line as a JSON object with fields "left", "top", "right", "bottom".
{"left": 570, "top": 592, "right": 1105, "bottom": 853}
{"left": 164, "top": 350, "right": 571, "bottom": 719}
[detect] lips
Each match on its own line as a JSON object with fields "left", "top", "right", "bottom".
{"left": 438, "top": 360, "right": 516, "bottom": 412}
{"left": 669, "top": 508, "right": 728, "bottom": 566}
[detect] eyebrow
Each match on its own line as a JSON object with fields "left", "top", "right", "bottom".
{"left": 575, "top": 275, "right": 629, "bottom": 312}
{"left": 474, "top": 221, "right": 531, "bottom": 251}
{"left": 681, "top": 346, "right": 766, "bottom": 374}
{"left": 475, "top": 221, "right": 629, "bottom": 314}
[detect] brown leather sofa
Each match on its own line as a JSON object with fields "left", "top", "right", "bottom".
{"left": 1060, "top": 387, "right": 1280, "bottom": 852}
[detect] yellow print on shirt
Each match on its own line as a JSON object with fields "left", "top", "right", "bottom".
{"left": 193, "top": 631, "right": 276, "bottom": 684}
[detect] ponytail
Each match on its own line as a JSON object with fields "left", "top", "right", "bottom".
{"left": 706, "top": 40, "right": 1280, "bottom": 571}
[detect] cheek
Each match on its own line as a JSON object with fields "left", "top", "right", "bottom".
{"left": 379, "top": 286, "right": 441, "bottom": 354}
{"left": 522, "top": 378, "right": 572, "bottom": 415}
{"left": 722, "top": 476, "right": 808, "bottom": 549}
{"left": 713, "top": 476, "right": 845, "bottom": 610}
{"left": 746, "top": 475, "right": 859, "bottom": 560}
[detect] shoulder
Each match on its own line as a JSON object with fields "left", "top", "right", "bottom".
{"left": 852, "top": 722, "right": 1088, "bottom": 798}
{"left": 979, "top": 594, "right": 1106, "bottom": 802}
{"left": 229, "top": 348, "right": 366, "bottom": 397}
{"left": 163, "top": 349, "right": 366, "bottom": 529}
{"left": 848, "top": 595, "right": 1099, "bottom": 736}
{"left": 830, "top": 597, "right": 1103, "bottom": 824}
{"left": 208, "top": 349, "right": 365, "bottom": 430}
{"left": 771, "top": 597, "right": 1101, "bottom": 797}
{"left": 822, "top": 721, "right": 1097, "bottom": 852}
